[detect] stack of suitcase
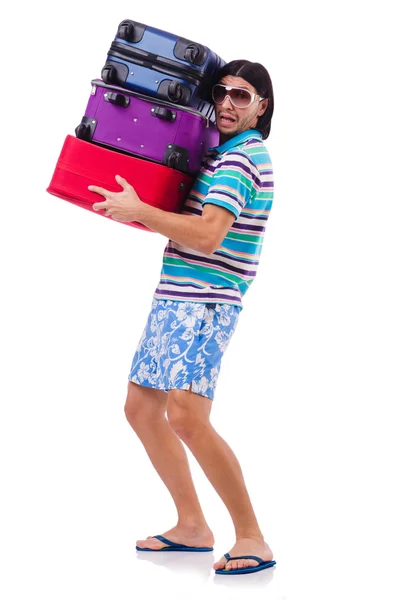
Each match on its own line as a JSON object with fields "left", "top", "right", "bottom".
{"left": 47, "top": 19, "right": 225, "bottom": 231}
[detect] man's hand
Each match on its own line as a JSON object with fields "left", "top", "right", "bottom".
{"left": 88, "top": 173, "right": 235, "bottom": 254}
{"left": 88, "top": 174, "right": 143, "bottom": 222}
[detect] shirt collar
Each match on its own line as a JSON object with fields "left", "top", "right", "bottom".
{"left": 208, "top": 129, "right": 263, "bottom": 154}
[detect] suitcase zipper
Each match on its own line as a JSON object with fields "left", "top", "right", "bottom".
{"left": 108, "top": 42, "right": 208, "bottom": 87}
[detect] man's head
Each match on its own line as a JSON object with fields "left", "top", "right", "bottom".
{"left": 212, "top": 60, "right": 274, "bottom": 142}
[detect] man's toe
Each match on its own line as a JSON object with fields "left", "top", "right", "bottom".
{"left": 213, "top": 556, "right": 227, "bottom": 570}
{"left": 224, "top": 557, "right": 260, "bottom": 570}
{"left": 136, "top": 538, "right": 164, "bottom": 550}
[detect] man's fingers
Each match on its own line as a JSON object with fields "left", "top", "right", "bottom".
{"left": 89, "top": 178, "right": 135, "bottom": 196}
{"left": 115, "top": 174, "right": 133, "bottom": 191}
{"left": 88, "top": 185, "right": 109, "bottom": 197}
{"left": 92, "top": 201, "right": 108, "bottom": 211}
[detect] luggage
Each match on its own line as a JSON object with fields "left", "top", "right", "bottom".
{"left": 46, "top": 135, "right": 194, "bottom": 232}
{"left": 46, "top": 18, "right": 223, "bottom": 231}
{"left": 101, "top": 19, "right": 224, "bottom": 116}
{"left": 75, "top": 79, "right": 219, "bottom": 175}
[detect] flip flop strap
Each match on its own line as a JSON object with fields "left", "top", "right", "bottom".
{"left": 224, "top": 553, "right": 264, "bottom": 564}
{"left": 153, "top": 534, "right": 186, "bottom": 548}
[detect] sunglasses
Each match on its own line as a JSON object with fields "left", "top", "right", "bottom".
{"left": 212, "top": 84, "right": 265, "bottom": 108}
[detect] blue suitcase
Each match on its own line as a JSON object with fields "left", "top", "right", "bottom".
{"left": 101, "top": 19, "right": 225, "bottom": 117}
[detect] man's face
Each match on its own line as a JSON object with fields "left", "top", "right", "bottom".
{"left": 214, "top": 75, "right": 268, "bottom": 140}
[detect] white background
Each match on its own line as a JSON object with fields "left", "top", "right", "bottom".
{"left": 1, "top": 1, "right": 396, "bottom": 599}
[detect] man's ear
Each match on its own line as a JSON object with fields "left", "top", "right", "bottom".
{"left": 258, "top": 98, "right": 269, "bottom": 117}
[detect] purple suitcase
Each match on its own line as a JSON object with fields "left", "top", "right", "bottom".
{"left": 75, "top": 79, "right": 219, "bottom": 175}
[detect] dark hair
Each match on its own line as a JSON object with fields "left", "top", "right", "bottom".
{"left": 216, "top": 59, "right": 274, "bottom": 139}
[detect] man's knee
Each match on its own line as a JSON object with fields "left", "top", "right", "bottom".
{"left": 124, "top": 381, "right": 167, "bottom": 428}
{"left": 167, "top": 388, "right": 211, "bottom": 441}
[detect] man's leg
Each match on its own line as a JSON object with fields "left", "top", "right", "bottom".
{"left": 125, "top": 381, "right": 214, "bottom": 550}
{"left": 167, "top": 388, "right": 273, "bottom": 571}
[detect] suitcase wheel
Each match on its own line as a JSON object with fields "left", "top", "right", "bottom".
{"left": 75, "top": 123, "right": 90, "bottom": 141}
{"left": 117, "top": 20, "right": 135, "bottom": 42}
{"left": 174, "top": 39, "right": 206, "bottom": 66}
{"left": 101, "top": 64, "right": 118, "bottom": 84}
{"left": 158, "top": 80, "right": 191, "bottom": 105}
{"left": 184, "top": 44, "right": 201, "bottom": 64}
{"left": 167, "top": 80, "right": 183, "bottom": 103}
{"left": 167, "top": 151, "right": 181, "bottom": 169}
{"left": 117, "top": 19, "right": 145, "bottom": 43}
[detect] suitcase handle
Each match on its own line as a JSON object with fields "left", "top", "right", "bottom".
{"left": 151, "top": 106, "right": 176, "bottom": 122}
{"left": 105, "top": 92, "right": 130, "bottom": 107}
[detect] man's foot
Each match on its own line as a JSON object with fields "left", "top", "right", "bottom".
{"left": 213, "top": 537, "right": 273, "bottom": 571}
{"left": 136, "top": 524, "right": 215, "bottom": 550}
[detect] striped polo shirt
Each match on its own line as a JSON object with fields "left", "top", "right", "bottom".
{"left": 153, "top": 129, "right": 274, "bottom": 308}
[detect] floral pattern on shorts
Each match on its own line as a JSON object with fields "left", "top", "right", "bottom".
{"left": 128, "top": 299, "right": 241, "bottom": 400}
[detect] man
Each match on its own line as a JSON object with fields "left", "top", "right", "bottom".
{"left": 89, "top": 59, "right": 276, "bottom": 575}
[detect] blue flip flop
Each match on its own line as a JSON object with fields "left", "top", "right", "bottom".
{"left": 215, "top": 552, "right": 276, "bottom": 575}
{"left": 136, "top": 534, "right": 214, "bottom": 552}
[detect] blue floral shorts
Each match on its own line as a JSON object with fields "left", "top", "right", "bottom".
{"left": 128, "top": 299, "right": 241, "bottom": 400}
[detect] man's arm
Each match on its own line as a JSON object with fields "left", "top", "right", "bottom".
{"left": 136, "top": 201, "right": 235, "bottom": 255}
{"left": 89, "top": 175, "right": 236, "bottom": 255}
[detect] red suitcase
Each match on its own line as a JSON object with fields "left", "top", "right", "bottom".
{"left": 46, "top": 135, "right": 194, "bottom": 232}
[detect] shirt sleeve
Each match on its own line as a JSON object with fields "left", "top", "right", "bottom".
{"left": 202, "top": 151, "right": 259, "bottom": 219}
